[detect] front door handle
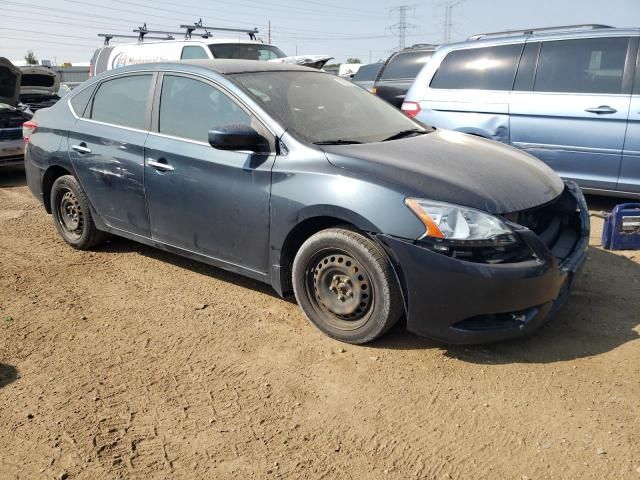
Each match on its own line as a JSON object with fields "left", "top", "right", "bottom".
{"left": 71, "top": 143, "right": 91, "bottom": 154}
{"left": 585, "top": 105, "right": 617, "bottom": 115}
{"left": 147, "top": 159, "right": 174, "bottom": 172}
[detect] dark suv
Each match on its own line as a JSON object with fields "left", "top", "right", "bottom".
{"left": 24, "top": 60, "right": 588, "bottom": 345}
{"left": 372, "top": 44, "right": 437, "bottom": 108}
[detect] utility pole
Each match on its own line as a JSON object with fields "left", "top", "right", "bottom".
{"left": 442, "top": 0, "right": 467, "bottom": 43}
{"left": 389, "top": 5, "right": 417, "bottom": 51}
{"left": 268, "top": 19, "right": 271, "bottom": 44}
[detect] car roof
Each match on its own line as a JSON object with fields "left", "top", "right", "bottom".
{"left": 440, "top": 26, "right": 640, "bottom": 51}
{"left": 109, "top": 59, "right": 320, "bottom": 75}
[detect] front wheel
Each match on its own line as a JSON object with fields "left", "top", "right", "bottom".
{"left": 292, "top": 228, "right": 403, "bottom": 344}
{"left": 50, "top": 175, "right": 107, "bottom": 250}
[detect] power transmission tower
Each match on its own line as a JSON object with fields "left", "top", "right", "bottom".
{"left": 389, "top": 5, "right": 417, "bottom": 51}
{"left": 442, "top": 0, "right": 467, "bottom": 43}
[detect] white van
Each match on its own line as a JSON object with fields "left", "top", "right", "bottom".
{"left": 91, "top": 24, "right": 333, "bottom": 76}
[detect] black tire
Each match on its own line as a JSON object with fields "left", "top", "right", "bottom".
{"left": 50, "top": 175, "right": 107, "bottom": 250}
{"left": 292, "top": 228, "right": 403, "bottom": 344}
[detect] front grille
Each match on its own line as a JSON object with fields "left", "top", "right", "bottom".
{"left": 0, "top": 128, "right": 22, "bottom": 141}
{"left": 505, "top": 188, "right": 582, "bottom": 260}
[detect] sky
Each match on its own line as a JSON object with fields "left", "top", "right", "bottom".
{"left": 1, "top": 0, "right": 639, "bottom": 65}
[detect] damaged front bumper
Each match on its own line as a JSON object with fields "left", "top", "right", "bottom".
{"left": 376, "top": 182, "right": 590, "bottom": 344}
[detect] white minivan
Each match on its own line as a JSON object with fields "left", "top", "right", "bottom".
{"left": 91, "top": 25, "right": 332, "bottom": 76}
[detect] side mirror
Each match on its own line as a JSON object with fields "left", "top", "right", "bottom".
{"left": 208, "top": 124, "right": 270, "bottom": 153}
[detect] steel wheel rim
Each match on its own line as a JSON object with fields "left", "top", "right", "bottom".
{"left": 57, "top": 188, "right": 83, "bottom": 241}
{"left": 305, "top": 249, "right": 374, "bottom": 331}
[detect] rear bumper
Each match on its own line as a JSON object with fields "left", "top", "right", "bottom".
{"left": 377, "top": 183, "right": 589, "bottom": 344}
{"left": 0, "top": 139, "right": 24, "bottom": 166}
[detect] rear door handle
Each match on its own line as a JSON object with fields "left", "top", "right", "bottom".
{"left": 71, "top": 144, "right": 91, "bottom": 154}
{"left": 585, "top": 105, "right": 617, "bottom": 115}
{"left": 147, "top": 159, "right": 174, "bottom": 172}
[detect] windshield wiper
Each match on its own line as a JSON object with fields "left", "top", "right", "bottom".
{"left": 382, "top": 129, "right": 426, "bottom": 142}
{"left": 313, "top": 139, "right": 362, "bottom": 145}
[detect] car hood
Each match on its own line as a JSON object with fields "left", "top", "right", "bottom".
{"left": 19, "top": 66, "right": 60, "bottom": 96}
{"left": 269, "top": 55, "right": 333, "bottom": 70}
{"left": 0, "top": 57, "right": 21, "bottom": 106}
{"left": 321, "top": 129, "right": 565, "bottom": 214}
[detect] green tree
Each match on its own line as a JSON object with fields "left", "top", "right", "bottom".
{"left": 346, "top": 57, "right": 362, "bottom": 64}
{"left": 24, "top": 51, "right": 38, "bottom": 65}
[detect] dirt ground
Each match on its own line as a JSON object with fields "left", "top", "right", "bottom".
{"left": 0, "top": 166, "right": 638, "bottom": 480}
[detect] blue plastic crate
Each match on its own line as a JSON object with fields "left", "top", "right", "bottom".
{"left": 602, "top": 203, "right": 640, "bottom": 250}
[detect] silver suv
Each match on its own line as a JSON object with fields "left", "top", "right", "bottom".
{"left": 403, "top": 25, "right": 640, "bottom": 198}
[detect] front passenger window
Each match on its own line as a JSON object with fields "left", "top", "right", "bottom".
{"left": 159, "top": 75, "right": 251, "bottom": 142}
{"left": 90, "top": 75, "right": 152, "bottom": 130}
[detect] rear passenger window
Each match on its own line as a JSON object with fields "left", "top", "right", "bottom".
{"left": 159, "top": 75, "right": 250, "bottom": 143}
{"left": 380, "top": 51, "right": 434, "bottom": 80}
{"left": 430, "top": 44, "right": 523, "bottom": 90}
{"left": 352, "top": 63, "right": 383, "bottom": 81}
{"left": 69, "top": 84, "right": 96, "bottom": 117}
{"left": 90, "top": 75, "right": 151, "bottom": 130}
{"left": 181, "top": 46, "right": 209, "bottom": 60}
{"left": 534, "top": 37, "right": 629, "bottom": 94}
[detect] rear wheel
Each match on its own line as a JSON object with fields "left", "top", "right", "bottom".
{"left": 51, "top": 175, "right": 107, "bottom": 250}
{"left": 292, "top": 228, "right": 403, "bottom": 344}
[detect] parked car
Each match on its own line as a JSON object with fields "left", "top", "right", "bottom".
{"left": 0, "top": 58, "right": 32, "bottom": 168}
{"left": 91, "top": 24, "right": 332, "bottom": 76}
{"left": 19, "top": 65, "right": 62, "bottom": 111}
{"left": 24, "top": 60, "right": 589, "bottom": 344}
{"left": 403, "top": 24, "right": 640, "bottom": 197}
{"left": 373, "top": 44, "right": 437, "bottom": 107}
{"left": 351, "top": 62, "right": 383, "bottom": 92}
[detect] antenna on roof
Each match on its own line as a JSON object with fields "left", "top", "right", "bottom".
{"left": 180, "top": 18, "right": 259, "bottom": 40}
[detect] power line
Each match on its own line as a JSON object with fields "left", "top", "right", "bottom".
{"left": 442, "top": 0, "right": 467, "bottom": 43}
{"left": 388, "top": 4, "right": 417, "bottom": 51}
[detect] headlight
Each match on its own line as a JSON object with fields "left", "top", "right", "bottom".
{"left": 405, "top": 198, "right": 517, "bottom": 246}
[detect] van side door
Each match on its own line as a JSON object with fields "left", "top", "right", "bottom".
{"left": 510, "top": 36, "right": 634, "bottom": 191}
{"left": 619, "top": 37, "right": 640, "bottom": 194}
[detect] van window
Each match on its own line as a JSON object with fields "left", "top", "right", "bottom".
{"left": 380, "top": 50, "right": 433, "bottom": 80}
{"left": 159, "top": 75, "right": 250, "bottom": 142}
{"left": 534, "top": 37, "right": 629, "bottom": 94}
{"left": 181, "top": 46, "right": 209, "bottom": 60}
{"left": 90, "top": 75, "right": 152, "bottom": 130}
{"left": 352, "top": 63, "right": 383, "bottom": 82}
{"left": 208, "top": 44, "right": 285, "bottom": 61}
{"left": 430, "top": 44, "right": 523, "bottom": 90}
{"left": 69, "top": 84, "right": 96, "bottom": 117}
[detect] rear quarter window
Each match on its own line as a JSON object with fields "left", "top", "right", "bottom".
{"left": 69, "top": 84, "right": 97, "bottom": 117}
{"left": 430, "top": 43, "right": 523, "bottom": 90}
{"left": 380, "top": 50, "right": 434, "bottom": 80}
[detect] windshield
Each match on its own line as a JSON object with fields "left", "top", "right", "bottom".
{"left": 233, "top": 71, "right": 428, "bottom": 144}
{"left": 209, "top": 44, "right": 286, "bottom": 61}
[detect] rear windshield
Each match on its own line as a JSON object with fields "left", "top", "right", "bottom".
{"left": 233, "top": 71, "right": 427, "bottom": 144}
{"left": 21, "top": 74, "right": 55, "bottom": 87}
{"left": 352, "top": 63, "right": 383, "bottom": 82}
{"left": 380, "top": 50, "right": 434, "bottom": 80}
{"left": 209, "top": 44, "right": 286, "bottom": 61}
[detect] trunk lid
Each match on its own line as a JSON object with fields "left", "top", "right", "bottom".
{"left": 269, "top": 55, "right": 333, "bottom": 70}
{"left": 0, "top": 57, "right": 21, "bottom": 107}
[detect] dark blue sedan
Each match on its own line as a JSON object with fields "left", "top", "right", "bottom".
{"left": 24, "top": 60, "right": 589, "bottom": 344}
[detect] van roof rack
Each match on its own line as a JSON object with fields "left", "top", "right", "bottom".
{"left": 467, "top": 24, "right": 613, "bottom": 41}
{"left": 180, "top": 19, "right": 259, "bottom": 40}
{"left": 407, "top": 43, "right": 439, "bottom": 49}
{"left": 98, "top": 30, "right": 175, "bottom": 45}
